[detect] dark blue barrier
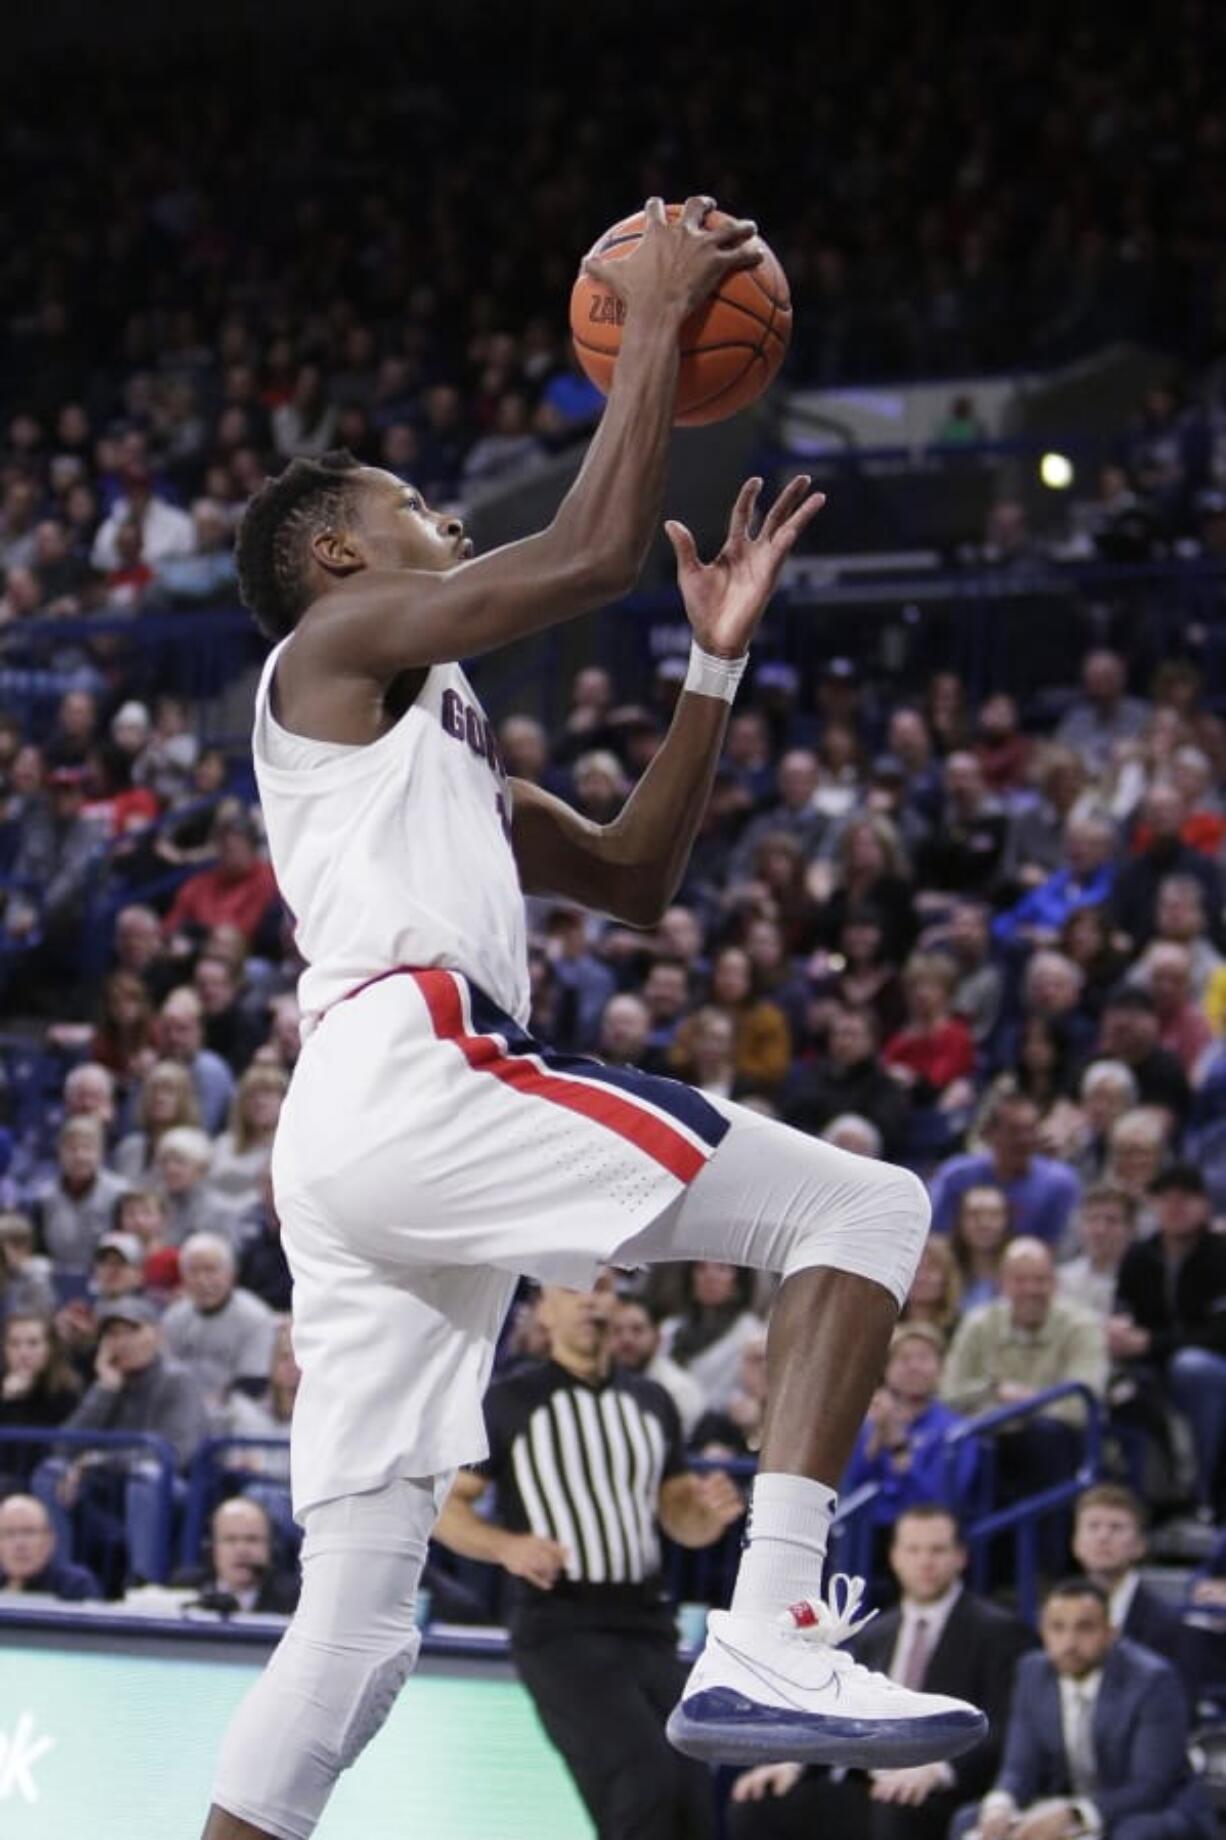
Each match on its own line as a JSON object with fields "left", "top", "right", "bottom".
{"left": 0, "top": 605, "right": 260, "bottom": 729}
{"left": 0, "top": 1426, "right": 178, "bottom": 1582}
{"left": 4, "top": 553, "right": 1226, "bottom": 751}
{"left": 941, "top": 1382, "right": 1104, "bottom": 1625}
{"left": 183, "top": 1442, "right": 883, "bottom": 1614}
{"left": 180, "top": 1434, "right": 291, "bottom": 1568}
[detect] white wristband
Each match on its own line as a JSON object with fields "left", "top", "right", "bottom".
{"left": 683, "top": 641, "right": 749, "bottom": 702}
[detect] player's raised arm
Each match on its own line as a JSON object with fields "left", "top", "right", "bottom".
{"left": 265, "top": 199, "right": 761, "bottom": 677}
{"left": 510, "top": 474, "right": 824, "bottom": 925}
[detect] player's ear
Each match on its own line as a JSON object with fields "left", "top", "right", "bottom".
{"left": 310, "top": 526, "right": 366, "bottom": 578}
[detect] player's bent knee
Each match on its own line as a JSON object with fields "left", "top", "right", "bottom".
{"left": 781, "top": 1159, "right": 931, "bottom": 1308}
{"left": 212, "top": 1619, "right": 422, "bottom": 1835}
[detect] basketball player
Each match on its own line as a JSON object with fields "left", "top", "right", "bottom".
{"left": 204, "top": 197, "right": 985, "bottom": 1840}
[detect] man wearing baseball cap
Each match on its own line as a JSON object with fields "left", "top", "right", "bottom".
{"left": 92, "top": 1232, "right": 148, "bottom": 1305}
{"left": 53, "top": 1232, "right": 152, "bottom": 1385}
{"left": 34, "top": 1295, "right": 209, "bottom": 1588}
{"left": 1112, "top": 1164, "right": 1226, "bottom": 1518}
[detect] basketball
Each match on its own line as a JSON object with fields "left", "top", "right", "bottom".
{"left": 569, "top": 205, "right": 793, "bottom": 426}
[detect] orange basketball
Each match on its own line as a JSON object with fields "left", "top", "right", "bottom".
{"left": 569, "top": 205, "right": 792, "bottom": 427}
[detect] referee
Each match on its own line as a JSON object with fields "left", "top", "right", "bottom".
{"left": 436, "top": 1267, "right": 744, "bottom": 1839}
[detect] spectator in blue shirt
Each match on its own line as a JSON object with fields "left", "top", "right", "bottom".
{"left": 992, "top": 814, "right": 1117, "bottom": 948}
{"left": 843, "top": 1323, "right": 978, "bottom": 1521}
{"left": 930, "top": 1090, "right": 1082, "bottom": 1247}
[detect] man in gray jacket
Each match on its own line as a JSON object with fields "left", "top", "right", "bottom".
{"left": 162, "top": 1233, "right": 277, "bottom": 1422}
{"left": 34, "top": 1295, "right": 209, "bottom": 1587}
{"left": 34, "top": 1115, "right": 129, "bottom": 1274}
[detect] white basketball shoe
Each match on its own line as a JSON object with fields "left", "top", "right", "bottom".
{"left": 666, "top": 1574, "right": 988, "bottom": 1766}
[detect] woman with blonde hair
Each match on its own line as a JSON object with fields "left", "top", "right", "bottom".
{"left": 112, "top": 1059, "right": 202, "bottom": 1181}
{"left": 209, "top": 1065, "right": 288, "bottom": 1213}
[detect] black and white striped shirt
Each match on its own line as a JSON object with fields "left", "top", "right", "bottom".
{"left": 479, "top": 1360, "right": 685, "bottom": 1621}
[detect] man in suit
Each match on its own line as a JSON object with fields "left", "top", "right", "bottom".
{"left": 727, "top": 1504, "right": 1034, "bottom": 1839}
{"left": 954, "top": 1578, "right": 1215, "bottom": 1840}
{"left": 1072, "top": 1484, "right": 1188, "bottom": 1685}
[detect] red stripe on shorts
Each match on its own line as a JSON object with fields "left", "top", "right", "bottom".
{"left": 412, "top": 967, "right": 706, "bottom": 1184}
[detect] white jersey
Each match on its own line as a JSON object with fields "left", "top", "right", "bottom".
{"left": 251, "top": 639, "right": 529, "bottom": 1024}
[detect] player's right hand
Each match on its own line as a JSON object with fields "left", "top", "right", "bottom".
{"left": 504, "top": 1532, "right": 570, "bottom": 1590}
{"left": 729, "top": 1762, "right": 804, "bottom": 1802}
{"left": 582, "top": 196, "right": 762, "bottom": 318}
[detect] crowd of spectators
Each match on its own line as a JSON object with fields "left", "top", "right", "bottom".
{"left": 3, "top": 5, "right": 1226, "bottom": 630}
{"left": 0, "top": 9, "right": 1224, "bottom": 1738}
{"left": 3, "top": 630, "right": 1226, "bottom": 1621}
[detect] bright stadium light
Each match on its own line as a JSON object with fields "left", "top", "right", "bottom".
{"left": 1040, "top": 451, "right": 1074, "bottom": 490}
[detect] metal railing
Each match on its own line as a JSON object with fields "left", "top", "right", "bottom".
{"left": 0, "top": 1426, "right": 179, "bottom": 1582}
{"left": 56, "top": 1387, "right": 1101, "bottom": 1615}
{"left": 180, "top": 1434, "right": 292, "bottom": 1568}
{"left": 941, "top": 1382, "right": 1104, "bottom": 1624}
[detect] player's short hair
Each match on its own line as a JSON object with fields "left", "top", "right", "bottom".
{"left": 235, "top": 450, "right": 365, "bottom": 640}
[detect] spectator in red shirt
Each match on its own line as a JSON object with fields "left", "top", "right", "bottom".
{"left": 883, "top": 953, "right": 976, "bottom": 1107}
{"left": 163, "top": 811, "right": 279, "bottom": 950}
{"left": 80, "top": 747, "right": 160, "bottom": 843}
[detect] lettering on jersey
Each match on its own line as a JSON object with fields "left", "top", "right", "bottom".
{"left": 440, "top": 688, "right": 506, "bottom": 782}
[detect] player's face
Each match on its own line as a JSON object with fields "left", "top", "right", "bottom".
{"left": 356, "top": 469, "right": 472, "bottom": 573}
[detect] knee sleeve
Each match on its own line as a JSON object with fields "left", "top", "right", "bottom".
{"left": 213, "top": 1619, "right": 422, "bottom": 1839}
{"left": 212, "top": 1475, "right": 436, "bottom": 1840}
{"left": 781, "top": 1161, "right": 932, "bottom": 1309}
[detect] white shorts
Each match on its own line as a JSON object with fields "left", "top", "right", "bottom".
{"left": 274, "top": 967, "right": 928, "bottom": 1518}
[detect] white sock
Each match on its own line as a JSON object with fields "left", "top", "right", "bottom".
{"left": 729, "top": 1471, "right": 837, "bottom": 1619}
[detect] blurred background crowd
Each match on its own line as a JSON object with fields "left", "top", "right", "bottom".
{"left": 1, "top": 1, "right": 1226, "bottom": 1833}
{"left": 2, "top": 0, "right": 1226, "bottom": 635}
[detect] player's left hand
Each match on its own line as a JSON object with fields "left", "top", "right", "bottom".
{"left": 665, "top": 475, "right": 825, "bottom": 661}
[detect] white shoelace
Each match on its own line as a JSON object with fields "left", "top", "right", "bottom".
{"left": 777, "top": 1574, "right": 880, "bottom": 1666}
